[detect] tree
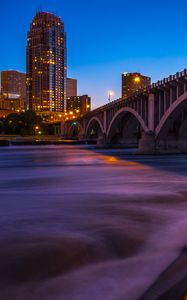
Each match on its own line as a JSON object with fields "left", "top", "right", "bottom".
{"left": 0, "top": 110, "right": 42, "bottom": 135}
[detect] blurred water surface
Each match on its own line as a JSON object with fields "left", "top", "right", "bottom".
{"left": 0, "top": 145, "right": 187, "bottom": 299}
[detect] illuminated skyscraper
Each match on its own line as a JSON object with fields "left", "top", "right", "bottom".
{"left": 122, "top": 72, "right": 151, "bottom": 99}
{"left": 26, "top": 12, "right": 67, "bottom": 112}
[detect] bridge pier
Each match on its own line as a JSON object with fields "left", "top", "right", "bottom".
{"left": 97, "top": 133, "right": 107, "bottom": 146}
{"left": 78, "top": 134, "right": 86, "bottom": 142}
{"left": 178, "top": 140, "right": 187, "bottom": 153}
{"left": 178, "top": 119, "right": 187, "bottom": 153}
{"left": 138, "top": 131, "right": 156, "bottom": 154}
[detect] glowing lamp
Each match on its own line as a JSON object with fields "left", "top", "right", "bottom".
{"left": 108, "top": 90, "right": 114, "bottom": 102}
{"left": 108, "top": 91, "right": 114, "bottom": 97}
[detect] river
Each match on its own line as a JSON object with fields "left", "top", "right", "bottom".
{"left": 0, "top": 145, "right": 187, "bottom": 299}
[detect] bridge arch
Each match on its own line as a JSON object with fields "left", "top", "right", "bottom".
{"left": 68, "top": 121, "right": 84, "bottom": 138}
{"left": 107, "top": 107, "right": 148, "bottom": 144}
{"left": 156, "top": 92, "right": 187, "bottom": 138}
{"left": 85, "top": 117, "right": 104, "bottom": 139}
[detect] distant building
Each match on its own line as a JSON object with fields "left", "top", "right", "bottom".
{"left": 26, "top": 12, "right": 67, "bottom": 112}
{"left": 1, "top": 70, "right": 26, "bottom": 100}
{"left": 67, "top": 78, "right": 77, "bottom": 97}
{"left": 0, "top": 70, "right": 26, "bottom": 114}
{"left": 0, "top": 93, "right": 26, "bottom": 113}
{"left": 66, "top": 95, "right": 91, "bottom": 116}
{"left": 122, "top": 72, "right": 151, "bottom": 99}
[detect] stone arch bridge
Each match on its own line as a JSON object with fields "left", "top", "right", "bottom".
{"left": 62, "top": 69, "right": 187, "bottom": 153}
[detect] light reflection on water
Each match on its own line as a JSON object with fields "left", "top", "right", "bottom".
{"left": 0, "top": 145, "right": 187, "bottom": 299}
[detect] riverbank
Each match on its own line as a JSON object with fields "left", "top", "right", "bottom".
{"left": 0, "top": 136, "right": 183, "bottom": 156}
{"left": 0, "top": 135, "right": 87, "bottom": 146}
{"left": 140, "top": 251, "right": 187, "bottom": 299}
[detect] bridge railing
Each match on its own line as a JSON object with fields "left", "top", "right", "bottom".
{"left": 73, "top": 68, "right": 187, "bottom": 120}
{"left": 82, "top": 90, "right": 149, "bottom": 118}
{"left": 151, "top": 68, "right": 187, "bottom": 88}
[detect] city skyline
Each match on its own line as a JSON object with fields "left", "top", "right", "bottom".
{"left": 1, "top": 0, "right": 187, "bottom": 108}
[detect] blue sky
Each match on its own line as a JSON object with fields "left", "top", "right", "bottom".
{"left": 1, "top": 0, "right": 187, "bottom": 108}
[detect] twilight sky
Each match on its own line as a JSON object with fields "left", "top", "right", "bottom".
{"left": 1, "top": 0, "right": 187, "bottom": 108}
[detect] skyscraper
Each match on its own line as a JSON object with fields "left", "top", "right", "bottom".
{"left": 26, "top": 12, "right": 67, "bottom": 112}
{"left": 122, "top": 72, "right": 151, "bottom": 99}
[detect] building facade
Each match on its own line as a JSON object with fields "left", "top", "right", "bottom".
{"left": 0, "top": 70, "right": 26, "bottom": 114}
{"left": 122, "top": 72, "right": 151, "bottom": 99}
{"left": 1, "top": 70, "right": 26, "bottom": 100}
{"left": 26, "top": 12, "right": 67, "bottom": 112}
{"left": 66, "top": 78, "right": 77, "bottom": 97}
{"left": 0, "top": 93, "right": 26, "bottom": 113}
{"left": 66, "top": 95, "right": 91, "bottom": 117}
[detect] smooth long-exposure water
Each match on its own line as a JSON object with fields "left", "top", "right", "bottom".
{"left": 1, "top": 145, "right": 187, "bottom": 299}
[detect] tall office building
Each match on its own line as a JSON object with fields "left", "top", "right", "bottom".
{"left": 67, "top": 78, "right": 77, "bottom": 97}
{"left": 1, "top": 70, "right": 26, "bottom": 99}
{"left": 122, "top": 72, "right": 151, "bottom": 99}
{"left": 26, "top": 12, "right": 67, "bottom": 112}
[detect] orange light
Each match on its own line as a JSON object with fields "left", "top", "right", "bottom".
{"left": 134, "top": 76, "right": 141, "bottom": 83}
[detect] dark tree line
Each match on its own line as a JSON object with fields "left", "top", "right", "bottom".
{"left": 0, "top": 111, "right": 53, "bottom": 135}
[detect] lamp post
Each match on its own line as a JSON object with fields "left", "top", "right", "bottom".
{"left": 35, "top": 126, "right": 39, "bottom": 135}
{"left": 108, "top": 91, "right": 114, "bottom": 103}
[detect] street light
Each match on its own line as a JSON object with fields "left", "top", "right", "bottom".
{"left": 35, "top": 126, "right": 39, "bottom": 135}
{"left": 108, "top": 91, "right": 114, "bottom": 103}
